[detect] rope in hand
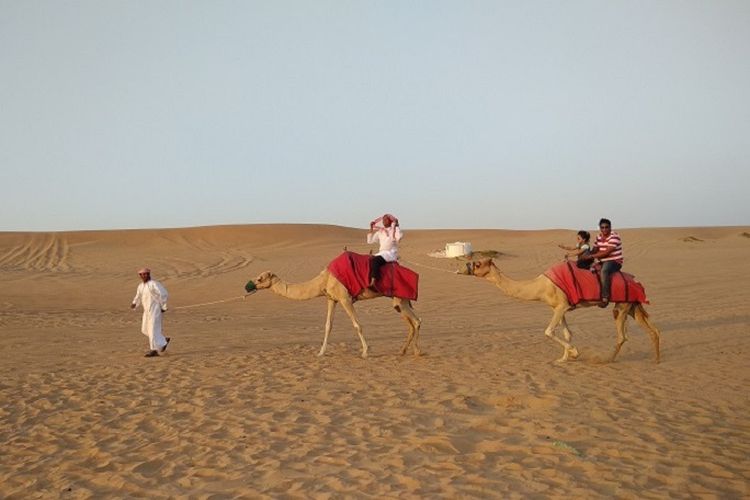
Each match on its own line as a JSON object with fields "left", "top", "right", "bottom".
{"left": 172, "top": 291, "right": 255, "bottom": 310}
{"left": 400, "top": 257, "right": 464, "bottom": 275}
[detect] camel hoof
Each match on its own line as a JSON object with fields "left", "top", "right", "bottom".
{"left": 555, "top": 354, "right": 569, "bottom": 363}
{"left": 568, "top": 347, "right": 580, "bottom": 359}
{"left": 317, "top": 350, "right": 325, "bottom": 357}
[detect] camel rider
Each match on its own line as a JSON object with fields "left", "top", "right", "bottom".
{"left": 558, "top": 230, "right": 593, "bottom": 269}
{"left": 367, "top": 213, "right": 403, "bottom": 287}
{"left": 589, "top": 218, "right": 623, "bottom": 308}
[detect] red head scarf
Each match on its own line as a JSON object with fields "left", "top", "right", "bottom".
{"left": 370, "top": 213, "right": 399, "bottom": 229}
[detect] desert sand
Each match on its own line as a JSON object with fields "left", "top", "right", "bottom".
{"left": 0, "top": 224, "right": 748, "bottom": 498}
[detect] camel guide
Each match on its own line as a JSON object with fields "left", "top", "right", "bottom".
{"left": 131, "top": 268, "right": 170, "bottom": 357}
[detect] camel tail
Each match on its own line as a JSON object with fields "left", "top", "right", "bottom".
{"left": 392, "top": 298, "right": 412, "bottom": 313}
{"left": 618, "top": 302, "right": 648, "bottom": 320}
{"left": 627, "top": 303, "right": 649, "bottom": 319}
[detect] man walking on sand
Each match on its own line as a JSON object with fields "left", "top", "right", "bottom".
{"left": 131, "top": 268, "right": 170, "bottom": 357}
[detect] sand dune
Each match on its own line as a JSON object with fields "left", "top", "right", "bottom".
{"left": 1, "top": 224, "right": 748, "bottom": 497}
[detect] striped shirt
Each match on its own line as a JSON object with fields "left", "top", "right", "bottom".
{"left": 595, "top": 231, "right": 623, "bottom": 263}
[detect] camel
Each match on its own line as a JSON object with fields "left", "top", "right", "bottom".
{"left": 247, "top": 268, "right": 422, "bottom": 358}
{"left": 461, "top": 259, "right": 661, "bottom": 363}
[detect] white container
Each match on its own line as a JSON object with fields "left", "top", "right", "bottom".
{"left": 445, "top": 241, "right": 472, "bottom": 258}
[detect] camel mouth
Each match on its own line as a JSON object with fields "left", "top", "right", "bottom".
{"left": 244, "top": 280, "right": 257, "bottom": 293}
{"left": 458, "top": 262, "right": 473, "bottom": 275}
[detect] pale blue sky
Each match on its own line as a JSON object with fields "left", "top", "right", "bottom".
{"left": 2, "top": 1, "right": 749, "bottom": 231}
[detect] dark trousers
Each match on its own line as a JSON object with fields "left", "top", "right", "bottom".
{"left": 576, "top": 257, "right": 593, "bottom": 269}
{"left": 600, "top": 261, "right": 622, "bottom": 299}
{"left": 370, "top": 256, "right": 386, "bottom": 284}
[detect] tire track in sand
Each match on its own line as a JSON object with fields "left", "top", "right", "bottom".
{"left": 0, "top": 234, "right": 71, "bottom": 272}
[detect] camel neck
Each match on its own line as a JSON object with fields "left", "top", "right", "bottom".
{"left": 487, "top": 266, "right": 542, "bottom": 301}
{"left": 270, "top": 272, "right": 326, "bottom": 301}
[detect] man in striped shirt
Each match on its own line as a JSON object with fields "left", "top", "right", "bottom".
{"left": 589, "top": 218, "right": 623, "bottom": 307}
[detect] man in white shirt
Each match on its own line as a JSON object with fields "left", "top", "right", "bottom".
{"left": 367, "top": 214, "right": 403, "bottom": 288}
{"left": 131, "top": 268, "right": 170, "bottom": 357}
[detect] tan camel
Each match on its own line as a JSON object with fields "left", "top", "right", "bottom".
{"left": 248, "top": 268, "right": 421, "bottom": 358}
{"left": 461, "top": 259, "right": 661, "bottom": 363}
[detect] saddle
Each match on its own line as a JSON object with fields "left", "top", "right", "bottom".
{"left": 328, "top": 251, "right": 419, "bottom": 300}
{"left": 544, "top": 261, "right": 648, "bottom": 306}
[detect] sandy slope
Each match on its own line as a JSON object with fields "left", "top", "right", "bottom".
{"left": 0, "top": 224, "right": 748, "bottom": 498}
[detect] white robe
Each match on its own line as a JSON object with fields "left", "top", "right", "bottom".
{"left": 132, "top": 279, "right": 169, "bottom": 351}
{"left": 367, "top": 226, "right": 403, "bottom": 262}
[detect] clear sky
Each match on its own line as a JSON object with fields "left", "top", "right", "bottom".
{"left": 2, "top": 1, "right": 749, "bottom": 231}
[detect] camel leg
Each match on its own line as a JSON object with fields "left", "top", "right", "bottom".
{"left": 545, "top": 306, "right": 579, "bottom": 362}
{"left": 633, "top": 304, "right": 661, "bottom": 363}
{"left": 406, "top": 302, "right": 422, "bottom": 356}
{"left": 558, "top": 316, "right": 580, "bottom": 360}
{"left": 560, "top": 316, "right": 573, "bottom": 342}
{"left": 395, "top": 299, "right": 422, "bottom": 356}
{"left": 319, "top": 298, "right": 337, "bottom": 357}
{"left": 610, "top": 303, "right": 630, "bottom": 362}
{"left": 339, "top": 299, "right": 368, "bottom": 358}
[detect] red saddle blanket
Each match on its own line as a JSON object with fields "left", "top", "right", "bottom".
{"left": 327, "top": 251, "right": 419, "bottom": 300}
{"left": 544, "top": 261, "right": 648, "bottom": 306}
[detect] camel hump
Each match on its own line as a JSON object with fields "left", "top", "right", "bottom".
{"left": 545, "top": 261, "right": 648, "bottom": 305}
{"left": 328, "top": 251, "right": 418, "bottom": 300}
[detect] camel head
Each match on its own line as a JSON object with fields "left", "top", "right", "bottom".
{"left": 462, "top": 258, "right": 494, "bottom": 278}
{"left": 246, "top": 271, "right": 276, "bottom": 292}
